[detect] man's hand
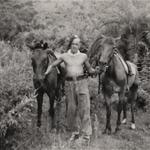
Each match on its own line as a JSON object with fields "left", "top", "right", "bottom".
{"left": 45, "top": 65, "right": 52, "bottom": 75}
{"left": 88, "top": 66, "right": 100, "bottom": 77}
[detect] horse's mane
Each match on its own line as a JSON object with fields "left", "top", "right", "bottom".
{"left": 88, "top": 35, "right": 103, "bottom": 60}
{"left": 88, "top": 35, "right": 115, "bottom": 65}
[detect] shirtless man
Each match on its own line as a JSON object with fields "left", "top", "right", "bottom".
{"left": 45, "top": 35, "right": 98, "bottom": 146}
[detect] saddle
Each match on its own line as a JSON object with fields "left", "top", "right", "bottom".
{"left": 115, "top": 53, "right": 137, "bottom": 90}
{"left": 115, "top": 53, "right": 135, "bottom": 76}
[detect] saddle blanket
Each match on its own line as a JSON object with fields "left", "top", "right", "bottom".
{"left": 115, "top": 53, "right": 136, "bottom": 75}
{"left": 115, "top": 53, "right": 137, "bottom": 88}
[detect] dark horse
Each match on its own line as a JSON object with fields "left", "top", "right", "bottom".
{"left": 89, "top": 35, "right": 139, "bottom": 134}
{"left": 29, "top": 41, "right": 63, "bottom": 128}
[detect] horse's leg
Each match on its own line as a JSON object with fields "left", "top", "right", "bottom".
{"left": 98, "top": 73, "right": 101, "bottom": 94}
{"left": 115, "top": 89, "right": 126, "bottom": 132}
{"left": 37, "top": 91, "right": 44, "bottom": 127}
{"left": 122, "top": 97, "right": 127, "bottom": 124}
{"left": 130, "top": 100, "right": 135, "bottom": 129}
{"left": 130, "top": 83, "right": 138, "bottom": 129}
{"left": 103, "top": 94, "right": 112, "bottom": 134}
{"left": 47, "top": 91, "right": 55, "bottom": 129}
{"left": 65, "top": 94, "right": 68, "bottom": 118}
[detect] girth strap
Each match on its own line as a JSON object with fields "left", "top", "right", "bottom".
{"left": 114, "top": 52, "right": 129, "bottom": 74}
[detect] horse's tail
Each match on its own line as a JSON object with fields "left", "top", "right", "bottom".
{"left": 98, "top": 73, "right": 101, "bottom": 94}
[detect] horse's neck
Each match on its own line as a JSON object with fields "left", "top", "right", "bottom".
{"left": 105, "top": 58, "right": 115, "bottom": 77}
{"left": 106, "top": 53, "right": 125, "bottom": 79}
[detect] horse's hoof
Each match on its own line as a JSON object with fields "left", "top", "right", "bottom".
{"left": 51, "top": 123, "right": 56, "bottom": 130}
{"left": 51, "top": 128, "right": 57, "bottom": 133}
{"left": 102, "top": 129, "right": 107, "bottom": 134}
{"left": 122, "top": 118, "right": 127, "bottom": 124}
{"left": 102, "top": 129, "right": 111, "bottom": 135}
{"left": 107, "top": 130, "right": 111, "bottom": 135}
{"left": 37, "top": 121, "right": 41, "bottom": 127}
{"left": 131, "top": 123, "right": 136, "bottom": 130}
{"left": 115, "top": 127, "right": 121, "bottom": 133}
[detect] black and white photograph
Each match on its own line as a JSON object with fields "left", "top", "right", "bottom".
{"left": 0, "top": 0, "right": 150, "bottom": 149}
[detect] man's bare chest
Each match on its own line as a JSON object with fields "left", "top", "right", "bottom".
{"left": 64, "top": 55, "right": 85, "bottom": 66}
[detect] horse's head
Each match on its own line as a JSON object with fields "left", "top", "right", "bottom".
{"left": 29, "top": 41, "right": 56, "bottom": 82}
{"left": 98, "top": 36, "right": 116, "bottom": 72}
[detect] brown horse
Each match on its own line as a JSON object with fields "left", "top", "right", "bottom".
{"left": 29, "top": 42, "right": 64, "bottom": 128}
{"left": 90, "top": 36, "right": 139, "bottom": 134}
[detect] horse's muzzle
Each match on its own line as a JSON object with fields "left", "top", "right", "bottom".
{"left": 33, "top": 74, "right": 47, "bottom": 93}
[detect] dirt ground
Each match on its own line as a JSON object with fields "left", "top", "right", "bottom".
{"left": 17, "top": 78, "right": 150, "bottom": 150}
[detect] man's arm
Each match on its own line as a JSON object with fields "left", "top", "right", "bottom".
{"left": 84, "top": 55, "right": 99, "bottom": 75}
{"left": 45, "top": 57, "right": 63, "bottom": 75}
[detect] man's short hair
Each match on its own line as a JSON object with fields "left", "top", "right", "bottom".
{"left": 67, "top": 35, "right": 80, "bottom": 50}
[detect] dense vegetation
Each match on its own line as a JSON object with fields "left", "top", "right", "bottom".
{"left": 0, "top": 0, "right": 150, "bottom": 149}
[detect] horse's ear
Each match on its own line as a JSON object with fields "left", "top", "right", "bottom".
{"left": 43, "top": 42, "right": 49, "bottom": 50}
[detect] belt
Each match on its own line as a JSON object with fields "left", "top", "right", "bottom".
{"left": 66, "top": 75, "right": 87, "bottom": 81}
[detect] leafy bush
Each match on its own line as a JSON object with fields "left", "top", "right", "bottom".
{"left": 0, "top": 0, "right": 37, "bottom": 40}
{"left": 0, "top": 41, "right": 34, "bottom": 149}
{"left": 0, "top": 42, "right": 33, "bottom": 112}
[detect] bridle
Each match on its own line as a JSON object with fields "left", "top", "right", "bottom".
{"left": 98, "top": 46, "right": 118, "bottom": 73}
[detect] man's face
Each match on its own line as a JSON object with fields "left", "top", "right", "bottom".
{"left": 71, "top": 38, "right": 80, "bottom": 54}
